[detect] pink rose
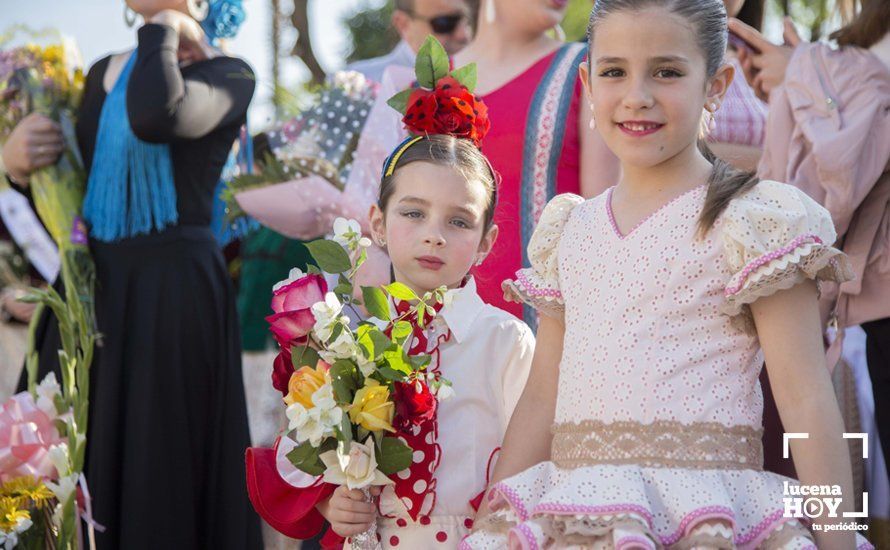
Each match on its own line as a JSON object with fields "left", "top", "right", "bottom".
{"left": 266, "top": 273, "right": 327, "bottom": 349}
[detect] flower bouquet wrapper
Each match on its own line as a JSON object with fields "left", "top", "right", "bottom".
{"left": 224, "top": 70, "right": 377, "bottom": 231}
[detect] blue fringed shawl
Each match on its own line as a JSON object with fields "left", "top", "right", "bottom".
{"left": 83, "top": 53, "right": 178, "bottom": 242}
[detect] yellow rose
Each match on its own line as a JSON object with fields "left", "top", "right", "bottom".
{"left": 349, "top": 379, "right": 395, "bottom": 433}
{"left": 284, "top": 361, "right": 330, "bottom": 408}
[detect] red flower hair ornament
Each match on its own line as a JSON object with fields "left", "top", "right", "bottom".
{"left": 387, "top": 37, "right": 491, "bottom": 149}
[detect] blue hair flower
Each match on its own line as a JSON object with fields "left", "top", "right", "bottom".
{"left": 201, "top": 0, "right": 247, "bottom": 41}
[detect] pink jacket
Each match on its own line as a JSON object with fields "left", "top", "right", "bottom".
{"left": 759, "top": 42, "right": 890, "bottom": 327}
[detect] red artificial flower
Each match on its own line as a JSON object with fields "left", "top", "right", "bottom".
{"left": 403, "top": 88, "right": 443, "bottom": 134}
{"left": 393, "top": 380, "right": 438, "bottom": 427}
{"left": 401, "top": 76, "right": 491, "bottom": 148}
{"left": 272, "top": 349, "right": 294, "bottom": 396}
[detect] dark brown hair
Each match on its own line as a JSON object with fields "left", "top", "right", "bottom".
{"left": 378, "top": 134, "right": 499, "bottom": 232}
{"left": 735, "top": 0, "right": 764, "bottom": 31}
{"left": 830, "top": 0, "right": 890, "bottom": 49}
{"left": 587, "top": 0, "right": 758, "bottom": 234}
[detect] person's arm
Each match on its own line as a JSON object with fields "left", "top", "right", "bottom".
{"left": 578, "top": 98, "right": 620, "bottom": 198}
{"left": 126, "top": 20, "right": 255, "bottom": 143}
{"left": 477, "top": 313, "right": 563, "bottom": 517}
{"left": 753, "top": 281, "right": 855, "bottom": 550}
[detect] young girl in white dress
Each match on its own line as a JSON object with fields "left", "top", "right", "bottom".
{"left": 247, "top": 133, "right": 534, "bottom": 549}
{"left": 464, "top": 0, "right": 873, "bottom": 548}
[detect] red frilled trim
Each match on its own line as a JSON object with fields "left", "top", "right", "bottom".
{"left": 245, "top": 445, "right": 343, "bottom": 546}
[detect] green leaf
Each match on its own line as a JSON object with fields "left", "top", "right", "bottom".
{"left": 383, "top": 347, "right": 412, "bottom": 375}
{"left": 330, "top": 360, "right": 359, "bottom": 403}
{"left": 415, "top": 36, "right": 450, "bottom": 88}
{"left": 291, "top": 344, "right": 321, "bottom": 369}
{"left": 449, "top": 63, "right": 478, "bottom": 92}
{"left": 358, "top": 325, "right": 395, "bottom": 360}
{"left": 307, "top": 264, "right": 323, "bottom": 275}
{"left": 386, "top": 88, "right": 413, "bottom": 115}
{"left": 391, "top": 321, "right": 412, "bottom": 345}
{"left": 334, "top": 413, "right": 353, "bottom": 447}
{"left": 286, "top": 440, "right": 326, "bottom": 476}
{"left": 376, "top": 367, "right": 404, "bottom": 381}
{"left": 409, "top": 354, "right": 432, "bottom": 371}
{"left": 334, "top": 282, "right": 353, "bottom": 297}
{"left": 375, "top": 436, "right": 413, "bottom": 475}
{"left": 306, "top": 239, "right": 352, "bottom": 274}
{"left": 385, "top": 282, "right": 418, "bottom": 302}
{"left": 330, "top": 322, "right": 344, "bottom": 343}
{"left": 416, "top": 301, "right": 427, "bottom": 328}
{"left": 362, "top": 286, "right": 391, "bottom": 321}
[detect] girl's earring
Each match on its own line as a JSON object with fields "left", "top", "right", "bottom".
{"left": 707, "top": 103, "right": 718, "bottom": 132}
{"left": 187, "top": 0, "right": 210, "bottom": 21}
{"left": 485, "top": 0, "right": 497, "bottom": 24}
{"left": 475, "top": 257, "right": 484, "bottom": 266}
{"left": 589, "top": 115, "right": 596, "bottom": 130}
{"left": 124, "top": 6, "right": 137, "bottom": 27}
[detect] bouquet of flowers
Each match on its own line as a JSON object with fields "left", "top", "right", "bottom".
{"left": 0, "top": 373, "right": 88, "bottom": 550}
{"left": 0, "top": 30, "right": 97, "bottom": 550}
{"left": 223, "top": 71, "right": 377, "bottom": 225}
{"left": 268, "top": 217, "right": 454, "bottom": 548}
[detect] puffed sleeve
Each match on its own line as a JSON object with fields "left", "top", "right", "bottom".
{"left": 720, "top": 180, "right": 854, "bottom": 333}
{"left": 502, "top": 194, "right": 584, "bottom": 319}
{"left": 499, "top": 320, "right": 535, "bottom": 420}
{"left": 245, "top": 438, "right": 337, "bottom": 541}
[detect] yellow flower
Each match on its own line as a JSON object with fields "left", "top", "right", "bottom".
{"left": 0, "top": 476, "right": 53, "bottom": 510}
{"left": 349, "top": 379, "right": 395, "bottom": 433}
{"left": 0, "top": 497, "right": 30, "bottom": 532}
{"left": 284, "top": 360, "right": 330, "bottom": 409}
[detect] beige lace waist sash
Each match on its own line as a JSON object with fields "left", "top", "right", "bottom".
{"left": 551, "top": 419, "right": 764, "bottom": 471}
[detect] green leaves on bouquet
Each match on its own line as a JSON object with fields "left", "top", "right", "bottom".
{"left": 287, "top": 439, "right": 337, "bottom": 476}
{"left": 375, "top": 436, "right": 412, "bottom": 475}
{"left": 361, "top": 286, "right": 390, "bottom": 321}
{"left": 305, "top": 239, "right": 352, "bottom": 274}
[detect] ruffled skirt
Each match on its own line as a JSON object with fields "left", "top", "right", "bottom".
{"left": 461, "top": 461, "right": 873, "bottom": 549}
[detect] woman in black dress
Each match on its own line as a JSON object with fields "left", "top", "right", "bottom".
{"left": 1, "top": 2, "right": 262, "bottom": 548}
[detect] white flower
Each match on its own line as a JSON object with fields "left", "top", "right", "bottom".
{"left": 287, "top": 384, "right": 343, "bottom": 447}
{"left": 13, "top": 516, "right": 31, "bottom": 535}
{"left": 46, "top": 474, "right": 77, "bottom": 504}
{"left": 48, "top": 443, "right": 70, "bottom": 477}
{"left": 35, "top": 373, "right": 61, "bottom": 417}
{"left": 320, "top": 439, "right": 393, "bottom": 490}
{"left": 355, "top": 353, "right": 376, "bottom": 378}
{"left": 273, "top": 267, "right": 307, "bottom": 292}
{"left": 327, "top": 330, "right": 358, "bottom": 359}
{"left": 442, "top": 288, "right": 460, "bottom": 309}
{"left": 312, "top": 293, "right": 343, "bottom": 341}
{"left": 332, "top": 70, "right": 370, "bottom": 98}
{"left": 0, "top": 531, "right": 19, "bottom": 550}
{"left": 358, "top": 237, "right": 372, "bottom": 249}
{"left": 332, "top": 218, "right": 363, "bottom": 250}
{"left": 433, "top": 381, "right": 455, "bottom": 402}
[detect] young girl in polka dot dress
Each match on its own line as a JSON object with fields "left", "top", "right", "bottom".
{"left": 464, "top": 1, "right": 873, "bottom": 549}
{"left": 247, "top": 132, "right": 534, "bottom": 548}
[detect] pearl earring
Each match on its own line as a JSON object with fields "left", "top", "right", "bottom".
{"left": 589, "top": 105, "right": 596, "bottom": 129}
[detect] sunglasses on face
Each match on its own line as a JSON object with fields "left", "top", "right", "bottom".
{"left": 404, "top": 10, "right": 466, "bottom": 34}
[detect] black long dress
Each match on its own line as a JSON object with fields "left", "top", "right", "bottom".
{"left": 21, "top": 24, "right": 262, "bottom": 549}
